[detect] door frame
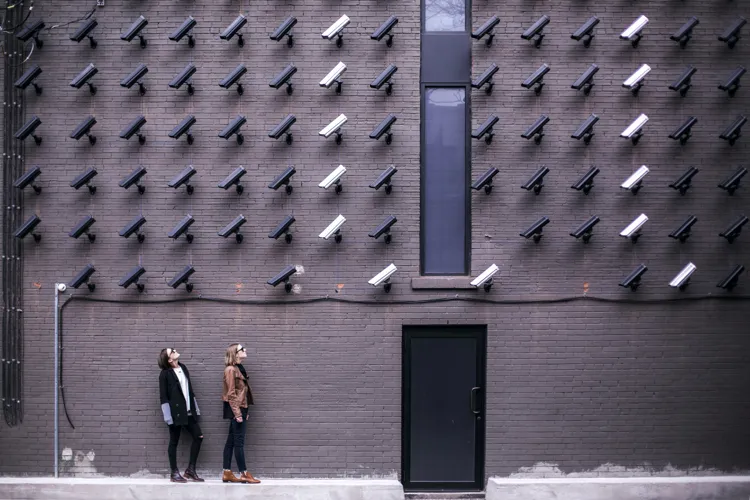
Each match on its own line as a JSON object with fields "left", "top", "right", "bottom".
{"left": 401, "top": 325, "right": 487, "bottom": 491}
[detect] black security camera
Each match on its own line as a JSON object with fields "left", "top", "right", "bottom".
{"left": 571, "top": 16, "right": 599, "bottom": 47}
{"left": 169, "top": 166, "right": 197, "bottom": 194}
{"left": 14, "top": 214, "right": 42, "bottom": 243}
{"left": 218, "top": 166, "right": 247, "bottom": 194}
{"left": 570, "top": 215, "right": 600, "bottom": 243}
{"left": 220, "top": 15, "right": 247, "bottom": 46}
{"left": 718, "top": 17, "right": 746, "bottom": 49}
{"left": 267, "top": 265, "right": 296, "bottom": 292}
{"left": 70, "top": 167, "right": 98, "bottom": 194}
{"left": 218, "top": 215, "right": 247, "bottom": 243}
{"left": 121, "top": 15, "right": 148, "bottom": 48}
{"left": 370, "top": 114, "right": 397, "bottom": 144}
{"left": 669, "top": 66, "right": 697, "bottom": 97}
{"left": 70, "top": 115, "right": 97, "bottom": 145}
{"left": 69, "top": 215, "right": 96, "bottom": 242}
{"left": 15, "top": 116, "right": 42, "bottom": 145}
{"left": 521, "top": 166, "right": 550, "bottom": 195}
{"left": 71, "top": 18, "right": 98, "bottom": 48}
{"left": 219, "top": 115, "right": 247, "bottom": 144}
{"left": 120, "top": 115, "right": 147, "bottom": 144}
{"left": 719, "top": 215, "right": 748, "bottom": 243}
{"left": 372, "top": 15, "right": 398, "bottom": 47}
{"left": 370, "top": 165, "right": 398, "bottom": 194}
{"left": 269, "top": 215, "right": 296, "bottom": 244}
{"left": 719, "top": 66, "right": 745, "bottom": 97}
{"left": 270, "top": 64, "right": 297, "bottom": 95}
{"left": 522, "top": 64, "right": 550, "bottom": 95}
{"left": 472, "top": 15, "right": 500, "bottom": 46}
{"left": 220, "top": 64, "right": 247, "bottom": 95}
{"left": 119, "top": 265, "right": 146, "bottom": 293}
{"left": 169, "top": 115, "right": 196, "bottom": 145}
{"left": 168, "top": 265, "right": 195, "bottom": 292}
{"left": 14, "top": 166, "right": 42, "bottom": 194}
{"left": 472, "top": 115, "right": 499, "bottom": 144}
{"left": 271, "top": 16, "right": 297, "bottom": 47}
{"left": 120, "top": 64, "right": 148, "bottom": 95}
{"left": 520, "top": 216, "right": 550, "bottom": 243}
{"left": 718, "top": 166, "right": 747, "bottom": 195}
{"left": 119, "top": 166, "right": 147, "bottom": 194}
{"left": 521, "top": 115, "right": 550, "bottom": 144}
{"left": 368, "top": 215, "right": 397, "bottom": 244}
{"left": 269, "top": 166, "right": 296, "bottom": 195}
{"left": 119, "top": 215, "right": 147, "bottom": 243}
{"left": 169, "top": 64, "right": 197, "bottom": 95}
{"left": 668, "top": 215, "right": 698, "bottom": 243}
{"left": 719, "top": 115, "right": 747, "bottom": 145}
{"left": 472, "top": 64, "right": 498, "bottom": 94}
{"left": 571, "top": 166, "right": 600, "bottom": 195}
{"left": 17, "top": 20, "right": 45, "bottom": 48}
{"left": 571, "top": 114, "right": 599, "bottom": 144}
{"left": 671, "top": 17, "right": 699, "bottom": 48}
{"left": 471, "top": 167, "right": 499, "bottom": 195}
{"left": 69, "top": 264, "right": 96, "bottom": 292}
{"left": 169, "top": 17, "right": 197, "bottom": 47}
{"left": 269, "top": 115, "right": 296, "bottom": 145}
{"left": 521, "top": 15, "right": 550, "bottom": 48}
{"left": 15, "top": 65, "right": 43, "bottom": 95}
{"left": 168, "top": 215, "right": 195, "bottom": 243}
{"left": 571, "top": 64, "right": 599, "bottom": 95}
{"left": 620, "top": 264, "right": 647, "bottom": 291}
{"left": 669, "top": 117, "right": 698, "bottom": 145}
{"left": 370, "top": 64, "right": 398, "bottom": 95}
{"left": 70, "top": 63, "right": 98, "bottom": 94}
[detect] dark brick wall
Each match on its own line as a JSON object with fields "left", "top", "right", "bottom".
{"left": 0, "top": 0, "right": 749, "bottom": 482}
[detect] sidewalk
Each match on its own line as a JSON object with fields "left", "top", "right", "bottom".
{"left": 0, "top": 477, "right": 404, "bottom": 500}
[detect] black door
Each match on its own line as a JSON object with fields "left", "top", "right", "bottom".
{"left": 402, "top": 325, "right": 486, "bottom": 491}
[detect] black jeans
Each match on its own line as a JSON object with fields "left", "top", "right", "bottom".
{"left": 168, "top": 415, "right": 203, "bottom": 472}
{"left": 222, "top": 408, "right": 248, "bottom": 471}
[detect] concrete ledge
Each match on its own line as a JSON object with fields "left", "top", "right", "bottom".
{"left": 487, "top": 476, "right": 750, "bottom": 500}
{"left": 0, "top": 478, "right": 404, "bottom": 500}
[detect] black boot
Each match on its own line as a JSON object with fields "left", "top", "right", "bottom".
{"left": 170, "top": 470, "right": 188, "bottom": 483}
{"left": 184, "top": 465, "right": 204, "bottom": 482}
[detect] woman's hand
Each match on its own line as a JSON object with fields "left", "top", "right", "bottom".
{"left": 235, "top": 416, "right": 243, "bottom": 423}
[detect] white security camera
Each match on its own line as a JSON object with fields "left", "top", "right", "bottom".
{"left": 669, "top": 262, "right": 696, "bottom": 290}
{"left": 368, "top": 263, "right": 397, "bottom": 292}
{"left": 620, "top": 165, "right": 650, "bottom": 194}
{"left": 322, "top": 15, "right": 350, "bottom": 46}
{"left": 56, "top": 283, "right": 67, "bottom": 292}
{"left": 620, "top": 113, "right": 648, "bottom": 144}
{"left": 320, "top": 62, "right": 347, "bottom": 91}
{"left": 319, "top": 114, "right": 348, "bottom": 144}
{"left": 470, "top": 264, "right": 499, "bottom": 292}
{"left": 319, "top": 165, "right": 346, "bottom": 193}
{"left": 623, "top": 64, "right": 651, "bottom": 93}
{"left": 319, "top": 215, "right": 346, "bottom": 242}
{"left": 620, "top": 15, "right": 648, "bottom": 46}
{"left": 620, "top": 213, "right": 649, "bottom": 241}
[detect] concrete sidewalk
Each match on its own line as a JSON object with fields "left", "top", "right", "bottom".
{"left": 0, "top": 477, "right": 404, "bottom": 500}
{"left": 487, "top": 475, "right": 750, "bottom": 500}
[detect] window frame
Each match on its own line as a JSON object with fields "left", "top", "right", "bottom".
{"left": 419, "top": 84, "right": 472, "bottom": 276}
{"left": 421, "top": 0, "right": 471, "bottom": 33}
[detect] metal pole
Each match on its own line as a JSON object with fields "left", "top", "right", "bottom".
{"left": 54, "top": 284, "right": 59, "bottom": 478}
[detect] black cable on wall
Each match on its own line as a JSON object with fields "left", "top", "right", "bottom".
{"left": 2, "top": 0, "right": 26, "bottom": 427}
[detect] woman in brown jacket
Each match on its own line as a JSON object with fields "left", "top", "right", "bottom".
{"left": 221, "top": 343, "right": 261, "bottom": 484}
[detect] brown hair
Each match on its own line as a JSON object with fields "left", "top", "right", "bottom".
{"left": 158, "top": 348, "right": 170, "bottom": 370}
{"left": 225, "top": 343, "right": 242, "bottom": 367}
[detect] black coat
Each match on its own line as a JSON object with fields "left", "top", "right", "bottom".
{"left": 159, "top": 362, "right": 200, "bottom": 427}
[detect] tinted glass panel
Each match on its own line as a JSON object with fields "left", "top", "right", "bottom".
{"left": 423, "top": 87, "right": 467, "bottom": 275}
{"left": 425, "top": 0, "right": 466, "bottom": 32}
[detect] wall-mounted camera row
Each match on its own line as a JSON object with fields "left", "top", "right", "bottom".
{"left": 467, "top": 262, "right": 746, "bottom": 293}
{"left": 16, "top": 13, "right": 400, "bottom": 51}
{"left": 62, "top": 260, "right": 404, "bottom": 295}
{"left": 468, "top": 114, "right": 746, "bottom": 147}
{"left": 470, "top": 14, "right": 746, "bottom": 49}
{"left": 467, "top": 63, "right": 746, "bottom": 99}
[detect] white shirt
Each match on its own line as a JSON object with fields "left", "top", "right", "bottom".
{"left": 172, "top": 366, "right": 191, "bottom": 412}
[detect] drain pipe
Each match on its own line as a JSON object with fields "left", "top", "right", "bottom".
{"left": 53, "top": 283, "right": 67, "bottom": 478}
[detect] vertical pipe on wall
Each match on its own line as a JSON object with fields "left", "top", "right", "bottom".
{"left": 54, "top": 285, "right": 60, "bottom": 477}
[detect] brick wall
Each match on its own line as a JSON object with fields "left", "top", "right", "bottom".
{"left": 0, "top": 0, "right": 748, "bottom": 482}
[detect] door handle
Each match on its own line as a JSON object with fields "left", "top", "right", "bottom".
{"left": 470, "top": 387, "right": 481, "bottom": 415}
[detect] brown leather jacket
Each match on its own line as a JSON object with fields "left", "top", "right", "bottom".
{"left": 222, "top": 365, "right": 254, "bottom": 419}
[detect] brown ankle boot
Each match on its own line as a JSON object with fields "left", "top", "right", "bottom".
{"left": 184, "top": 466, "right": 204, "bottom": 482}
{"left": 170, "top": 470, "right": 187, "bottom": 483}
{"left": 240, "top": 471, "right": 261, "bottom": 484}
{"left": 222, "top": 470, "right": 242, "bottom": 483}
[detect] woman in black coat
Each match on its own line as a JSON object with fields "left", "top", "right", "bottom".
{"left": 158, "top": 347, "right": 204, "bottom": 483}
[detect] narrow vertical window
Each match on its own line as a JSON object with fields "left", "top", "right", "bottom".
{"left": 422, "top": 87, "right": 468, "bottom": 275}
{"left": 424, "top": 0, "right": 466, "bottom": 32}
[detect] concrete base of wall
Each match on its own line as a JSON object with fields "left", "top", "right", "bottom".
{"left": 487, "top": 476, "right": 750, "bottom": 500}
{"left": 0, "top": 478, "right": 404, "bottom": 500}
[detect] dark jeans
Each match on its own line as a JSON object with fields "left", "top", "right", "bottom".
{"left": 222, "top": 408, "right": 248, "bottom": 471}
{"left": 168, "top": 415, "right": 203, "bottom": 472}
